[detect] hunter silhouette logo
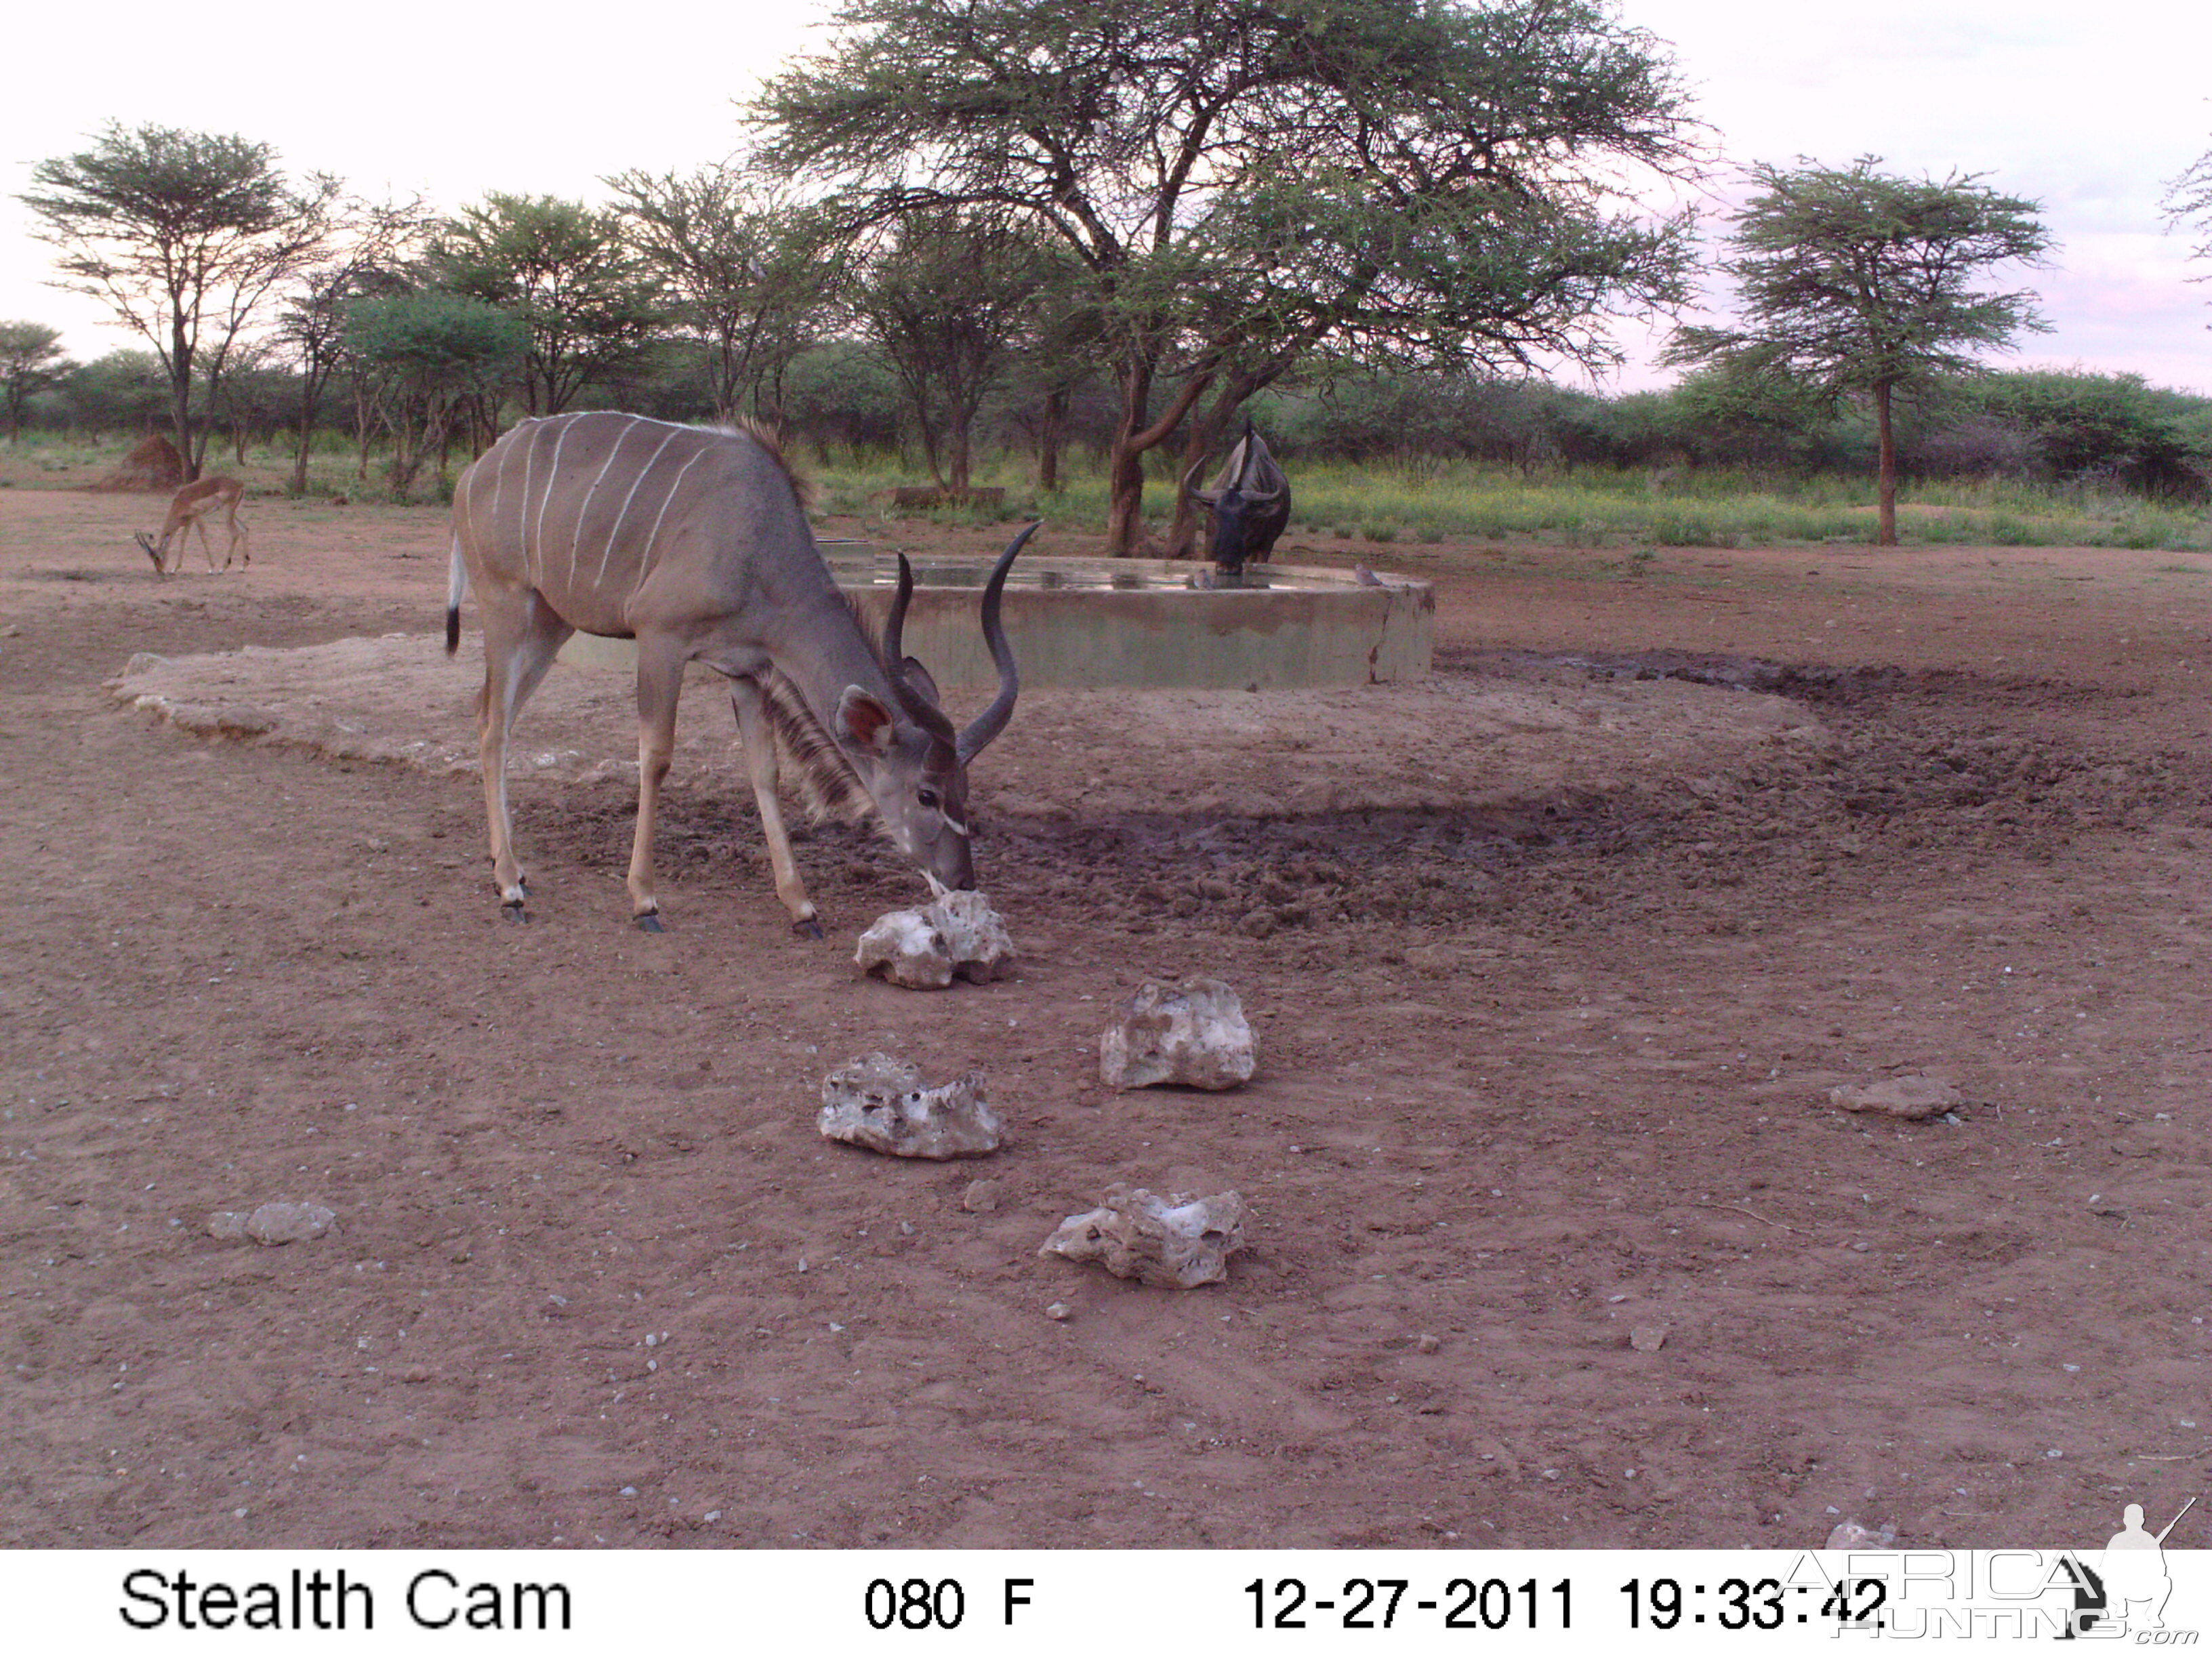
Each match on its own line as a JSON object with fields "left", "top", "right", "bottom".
{"left": 2103, "top": 1498, "right": 2194, "bottom": 1633}
{"left": 2066, "top": 1496, "right": 2197, "bottom": 1638}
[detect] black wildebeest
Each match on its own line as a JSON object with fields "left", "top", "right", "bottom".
{"left": 1183, "top": 422, "right": 1290, "bottom": 577}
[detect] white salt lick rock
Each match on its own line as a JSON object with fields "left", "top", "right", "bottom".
{"left": 818, "top": 1053, "right": 1004, "bottom": 1160}
{"left": 1040, "top": 1185, "right": 1248, "bottom": 1289}
{"left": 855, "top": 890, "right": 1015, "bottom": 989}
{"left": 1099, "top": 977, "right": 1257, "bottom": 1090}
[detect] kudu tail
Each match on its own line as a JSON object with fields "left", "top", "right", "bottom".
{"left": 445, "top": 535, "right": 467, "bottom": 655}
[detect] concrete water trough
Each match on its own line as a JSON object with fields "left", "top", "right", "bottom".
{"left": 555, "top": 546, "right": 1433, "bottom": 690}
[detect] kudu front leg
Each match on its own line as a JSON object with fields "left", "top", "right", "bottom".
{"left": 730, "top": 679, "right": 822, "bottom": 938}
{"left": 626, "top": 637, "right": 688, "bottom": 931}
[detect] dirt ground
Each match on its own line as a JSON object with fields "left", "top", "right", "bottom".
{"left": 3, "top": 477, "right": 2209, "bottom": 1551}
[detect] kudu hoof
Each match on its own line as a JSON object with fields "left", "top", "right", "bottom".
{"left": 792, "top": 917, "right": 825, "bottom": 941}
{"left": 634, "top": 912, "right": 665, "bottom": 934}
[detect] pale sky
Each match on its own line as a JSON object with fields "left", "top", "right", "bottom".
{"left": 3, "top": 0, "right": 2209, "bottom": 394}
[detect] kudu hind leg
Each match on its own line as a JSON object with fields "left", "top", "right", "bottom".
{"left": 477, "top": 599, "right": 573, "bottom": 913}
{"left": 625, "top": 635, "right": 688, "bottom": 929}
{"left": 729, "top": 679, "right": 821, "bottom": 937}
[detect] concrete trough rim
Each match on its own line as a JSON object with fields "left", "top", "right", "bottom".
{"left": 556, "top": 554, "right": 1433, "bottom": 691}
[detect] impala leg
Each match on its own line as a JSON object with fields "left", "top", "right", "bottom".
{"left": 477, "top": 595, "right": 573, "bottom": 914}
{"left": 192, "top": 516, "right": 219, "bottom": 574}
{"left": 729, "top": 679, "right": 821, "bottom": 938}
{"left": 626, "top": 634, "right": 687, "bottom": 930}
{"left": 231, "top": 516, "right": 249, "bottom": 570}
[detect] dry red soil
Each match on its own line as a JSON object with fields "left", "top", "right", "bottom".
{"left": 3, "top": 478, "right": 2209, "bottom": 1550}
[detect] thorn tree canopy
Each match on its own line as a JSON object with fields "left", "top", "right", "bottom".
{"left": 2163, "top": 138, "right": 2212, "bottom": 310}
{"left": 1663, "top": 157, "right": 2052, "bottom": 547}
{"left": 605, "top": 168, "right": 844, "bottom": 427}
{"left": 19, "top": 123, "right": 340, "bottom": 479}
{"left": 430, "top": 194, "right": 663, "bottom": 418}
{"left": 753, "top": 0, "right": 1702, "bottom": 553}
{"left": 0, "top": 321, "right": 77, "bottom": 443}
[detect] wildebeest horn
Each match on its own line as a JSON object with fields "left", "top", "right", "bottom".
{"left": 956, "top": 521, "right": 1039, "bottom": 765}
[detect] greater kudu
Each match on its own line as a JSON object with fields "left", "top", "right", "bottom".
{"left": 445, "top": 412, "right": 1031, "bottom": 933}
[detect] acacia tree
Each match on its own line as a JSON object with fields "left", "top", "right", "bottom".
{"left": 605, "top": 167, "right": 840, "bottom": 424}
{"left": 755, "top": 0, "right": 1699, "bottom": 554}
{"left": 849, "top": 209, "right": 1054, "bottom": 491}
{"left": 344, "top": 291, "right": 527, "bottom": 496}
{"left": 432, "top": 194, "right": 663, "bottom": 417}
{"left": 0, "top": 322, "right": 77, "bottom": 443}
{"left": 272, "top": 197, "right": 429, "bottom": 493}
{"left": 2165, "top": 138, "right": 2212, "bottom": 321}
{"left": 19, "top": 123, "right": 340, "bottom": 478}
{"left": 1664, "top": 158, "right": 2052, "bottom": 546}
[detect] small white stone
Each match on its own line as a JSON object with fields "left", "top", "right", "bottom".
{"left": 1828, "top": 1075, "right": 1963, "bottom": 1120}
{"left": 211, "top": 1202, "right": 335, "bottom": 1245}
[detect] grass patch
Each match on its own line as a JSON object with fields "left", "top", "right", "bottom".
{"left": 9, "top": 434, "right": 2203, "bottom": 551}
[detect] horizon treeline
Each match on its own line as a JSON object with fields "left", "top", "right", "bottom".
{"left": 13, "top": 340, "right": 2212, "bottom": 505}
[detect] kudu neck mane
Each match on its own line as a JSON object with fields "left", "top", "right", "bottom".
{"left": 757, "top": 588, "right": 933, "bottom": 827}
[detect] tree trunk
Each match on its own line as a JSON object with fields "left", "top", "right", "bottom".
{"left": 1875, "top": 380, "right": 1898, "bottom": 548}
{"left": 291, "top": 411, "right": 314, "bottom": 497}
{"left": 1036, "top": 386, "right": 1067, "bottom": 493}
{"left": 916, "top": 410, "right": 943, "bottom": 487}
{"left": 947, "top": 419, "right": 970, "bottom": 495}
{"left": 1101, "top": 356, "right": 1215, "bottom": 556}
{"left": 1102, "top": 438, "right": 1149, "bottom": 554}
{"left": 169, "top": 313, "right": 199, "bottom": 484}
{"left": 1164, "top": 419, "right": 1221, "bottom": 560}
{"left": 354, "top": 386, "right": 374, "bottom": 484}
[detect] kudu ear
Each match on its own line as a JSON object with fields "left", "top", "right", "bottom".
{"left": 836, "top": 687, "right": 898, "bottom": 756}
{"left": 899, "top": 655, "right": 942, "bottom": 708}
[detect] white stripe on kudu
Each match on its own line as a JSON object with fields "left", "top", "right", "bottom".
{"left": 531, "top": 415, "right": 577, "bottom": 582}
{"left": 638, "top": 442, "right": 712, "bottom": 582}
{"left": 597, "top": 426, "right": 685, "bottom": 586}
{"left": 516, "top": 419, "right": 543, "bottom": 586}
{"left": 488, "top": 419, "right": 521, "bottom": 562}
{"left": 570, "top": 415, "right": 646, "bottom": 586}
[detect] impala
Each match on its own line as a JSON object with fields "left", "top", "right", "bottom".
{"left": 136, "top": 476, "right": 249, "bottom": 575}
